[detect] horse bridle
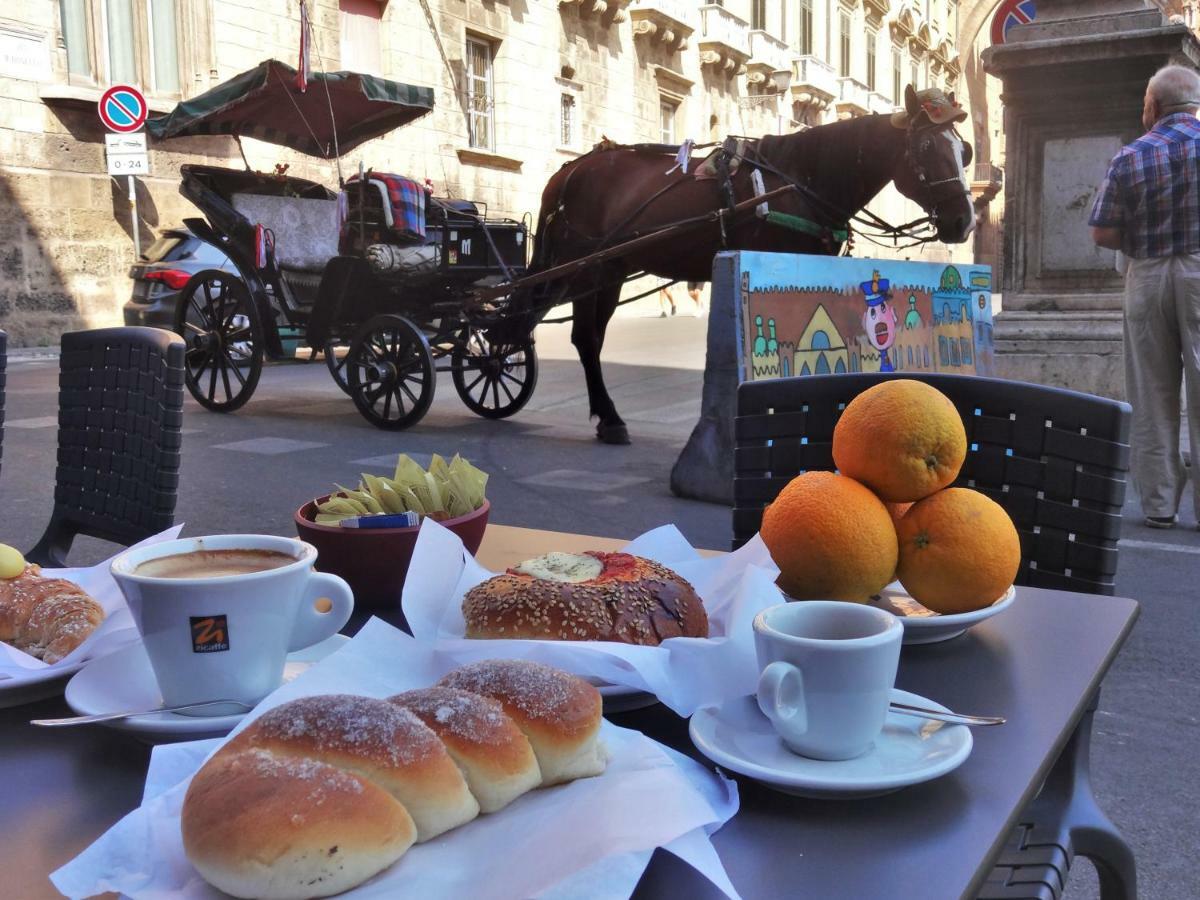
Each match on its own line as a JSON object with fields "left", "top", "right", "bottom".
{"left": 905, "top": 124, "right": 972, "bottom": 209}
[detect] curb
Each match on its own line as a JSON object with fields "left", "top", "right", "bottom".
{"left": 6, "top": 348, "right": 61, "bottom": 361}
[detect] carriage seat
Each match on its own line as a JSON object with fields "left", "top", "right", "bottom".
{"left": 231, "top": 193, "right": 339, "bottom": 273}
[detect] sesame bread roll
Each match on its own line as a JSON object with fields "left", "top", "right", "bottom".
{"left": 390, "top": 686, "right": 543, "bottom": 813}
{"left": 462, "top": 552, "right": 707, "bottom": 646}
{"left": 439, "top": 660, "right": 606, "bottom": 786}
{"left": 221, "top": 694, "right": 480, "bottom": 841}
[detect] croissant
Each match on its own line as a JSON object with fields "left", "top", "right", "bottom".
{"left": 0, "top": 565, "right": 104, "bottom": 664}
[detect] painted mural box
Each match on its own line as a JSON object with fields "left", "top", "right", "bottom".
{"left": 732, "top": 251, "right": 995, "bottom": 383}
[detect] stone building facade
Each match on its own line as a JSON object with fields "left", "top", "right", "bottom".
{"left": 0, "top": 1, "right": 974, "bottom": 346}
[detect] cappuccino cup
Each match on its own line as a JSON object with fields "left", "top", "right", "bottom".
{"left": 753, "top": 601, "right": 902, "bottom": 761}
{"left": 111, "top": 534, "right": 354, "bottom": 714}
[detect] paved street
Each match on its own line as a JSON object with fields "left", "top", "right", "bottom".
{"left": 1, "top": 312, "right": 1197, "bottom": 900}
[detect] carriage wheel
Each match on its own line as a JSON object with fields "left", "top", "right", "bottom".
{"left": 345, "top": 315, "right": 435, "bottom": 430}
{"left": 174, "top": 269, "right": 263, "bottom": 412}
{"left": 451, "top": 330, "right": 538, "bottom": 419}
{"left": 323, "top": 339, "right": 351, "bottom": 395}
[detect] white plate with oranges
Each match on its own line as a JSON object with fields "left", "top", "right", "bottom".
{"left": 868, "top": 582, "right": 1017, "bottom": 644}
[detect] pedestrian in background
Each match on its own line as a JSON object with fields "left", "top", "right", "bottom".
{"left": 1090, "top": 64, "right": 1200, "bottom": 529}
{"left": 658, "top": 284, "right": 678, "bottom": 317}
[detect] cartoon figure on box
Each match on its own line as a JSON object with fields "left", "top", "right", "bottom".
{"left": 860, "top": 271, "right": 899, "bottom": 373}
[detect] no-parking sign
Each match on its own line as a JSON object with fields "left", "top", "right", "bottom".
{"left": 98, "top": 84, "right": 148, "bottom": 133}
{"left": 990, "top": 0, "right": 1036, "bottom": 46}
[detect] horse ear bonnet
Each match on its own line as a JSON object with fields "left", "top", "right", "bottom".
{"left": 890, "top": 87, "right": 968, "bottom": 129}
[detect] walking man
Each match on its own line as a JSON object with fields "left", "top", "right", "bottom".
{"left": 1091, "top": 65, "right": 1200, "bottom": 529}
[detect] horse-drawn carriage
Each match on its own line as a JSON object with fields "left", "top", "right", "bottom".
{"left": 149, "top": 60, "right": 536, "bottom": 429}
{"left": 150, "top": 58, "right": 977, "bottom": 440}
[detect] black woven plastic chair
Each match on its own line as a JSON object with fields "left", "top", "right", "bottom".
{"left": 734, "top": 372, "right": 1135, "bottom": 900}
{"left": 27, "top": 327, "right": 186, "bottom": 567}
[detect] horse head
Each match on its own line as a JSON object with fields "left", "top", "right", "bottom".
{"left": 890, "top": 85, "right": 976, "bottom": 244}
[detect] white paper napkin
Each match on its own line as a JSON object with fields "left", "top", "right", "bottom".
{"left": 0, "top": 526, "right": 183, "bottom": 678}
{"left": 402, "top": 521, "right": 784, "bottom": 716}
{"left": 52, "top": 619, "right": 742, "bottom": 900}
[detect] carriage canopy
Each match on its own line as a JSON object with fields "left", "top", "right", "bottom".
{"left": 146, "top": 59, "right": 434, "bottom": 157}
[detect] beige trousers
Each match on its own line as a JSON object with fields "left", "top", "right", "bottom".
{"left": 1123, "top": 253, "right": 1200, "bottom": 519}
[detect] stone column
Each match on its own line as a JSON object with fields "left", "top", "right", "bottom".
{"left": 981, "top": 0, "right": 1200, "bottom": 400}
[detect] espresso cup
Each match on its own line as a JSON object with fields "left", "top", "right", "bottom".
{"left": 111, "top": 534, "right": 354, "bottom": 714}
{"left": 753, "top": 601, "right": 902, "bottom": 761}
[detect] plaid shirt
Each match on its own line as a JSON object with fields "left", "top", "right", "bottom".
{"left": 1089, "top": 113, "right": 1200, "bottom": 258}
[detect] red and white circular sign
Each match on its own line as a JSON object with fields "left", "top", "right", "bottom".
{"left": 98, "top": 85, "right": 148, "bottom": 133}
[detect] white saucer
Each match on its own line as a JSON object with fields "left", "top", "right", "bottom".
{"left": 64, "top": 634, "right": 350, "bottom": 743}
{"left": 868, "top": 584, "right": 1017, "bottom": 644}
{"left": 0, "top": 660, "right": 89, "bottom": 709}
{"left": 689, "top": 689, "right": 972, "bottom": 799}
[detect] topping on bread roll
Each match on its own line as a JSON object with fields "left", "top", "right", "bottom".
{"left": 462, "top": 551, "right": 708, "bottom": 646}
{"left": 182, "top": 748, "right": 417, "bottom": 900}
{"left": 389, "top": 687, "right": 542, "bottom": 813}
{"left": 222, "top": 694, "right": 480, "bottom": 841}
{"left": 439, "top": 659, "right": 606, "bottom": 785}
{"left": 0, "top": 562, "right": 104, "bottom": 664}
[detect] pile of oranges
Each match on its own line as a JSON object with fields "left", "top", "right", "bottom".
{"left": 759, "top": 380, "right": 1021, "bottom": 614}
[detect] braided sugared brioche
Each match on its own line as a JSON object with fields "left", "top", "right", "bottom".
{"left": 182, "top": 748, "right": 417, "bottom": 900}
{"left": 389, "top": 686, "right": 542, "bottom": 813}
{"left": 0, "top": 565, "right": 103, "bottom": 664}
{"left": 181, "top": 663, "right": 606, "bottom": 899}
{"left": 221, "top": 694, "right": 479, "bottom": 842}
{"left": 438, "top": 659, "right": 606, "bottom": 786}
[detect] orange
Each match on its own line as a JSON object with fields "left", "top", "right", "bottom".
{"left": 832, "top": 380, "right": 967, "bottom": 502}
{"left": 895, "top": 488, "right": 1020, "bottom": 614}
{"left": 884, "top": 501, "right": 912, "bottom": 526}
{"left": 760, "top": 471, "right": 898, "bottom": 603}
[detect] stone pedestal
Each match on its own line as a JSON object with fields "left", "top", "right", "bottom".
{"left": 982, "top": 0, "right": 1200, "bottom": 400}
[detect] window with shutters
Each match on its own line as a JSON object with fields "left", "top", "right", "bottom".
{"left": 660, "top": 99, "right": 677, "bottom": 144}
{"left": 892, "top": 46, "right": 902, "bottom": 102}
{"left": 752, "top": 0, "right": 766, "bottom": 30}
{"left": 838, "top": 11, "right": 851, "bottom": 78}
{"left": 59, "top": 0, "right": 182, "bottom": 94}
{"left": 800, "top": 0, "right": 813, "bottom": 55}
{"left": 339, "top": 0, "right": 383, "bottom": 76}
{"left": 866, "top": 30, "right": 877, "bottom": 92}
{"left": 465, "top": 36, "right": 495, "bottom": 151}
{"left": 560, "top": 93, "right": 576, "bottom": 148}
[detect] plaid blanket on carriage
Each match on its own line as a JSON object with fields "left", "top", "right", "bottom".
{"left": 344, "top": 172, "right": 427, "bottom": 243}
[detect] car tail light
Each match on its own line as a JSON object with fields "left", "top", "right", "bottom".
{"left": 143, "top": 269, "right": 192, "bottom": 290}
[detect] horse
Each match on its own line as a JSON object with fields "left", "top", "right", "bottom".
{"left": 524, "top": 85, "right": 977, "bottom": 444}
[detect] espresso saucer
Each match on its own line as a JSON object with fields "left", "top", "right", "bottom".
{"left": 689, "top": 689, "right": 972, "bottom": 799}
{"left": 63, "top": 634, "right": 350, "bottom": 744}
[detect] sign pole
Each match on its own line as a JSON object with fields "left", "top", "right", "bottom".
{"left": 98, "top": 84, "right": 150, "bottom": 262}
{"left": 128, "top": 175, "right": 140, "bottom": 260}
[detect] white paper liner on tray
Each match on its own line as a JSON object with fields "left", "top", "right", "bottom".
{"left": 0, "top": 526, "right": 183, "bottom": 677}
{"left": 402, "top": 520, "right": 785, "bottom": 716}
{"left": 52, "top": 619, "right": 742, "bottom": 900}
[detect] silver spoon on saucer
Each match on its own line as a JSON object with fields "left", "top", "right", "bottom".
{"left": 889, "top": 701, "right": 1005, "bottom": 727}
{"left": 31, "top": 699, "right": 254, "bottom": 726}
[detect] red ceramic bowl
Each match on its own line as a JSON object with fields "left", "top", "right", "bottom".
{"left": 295, "top": 496, "right": 490, "bottom": 611}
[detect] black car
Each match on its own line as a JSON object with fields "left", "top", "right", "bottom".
{"left": 123, "top": 227, "right": 238, "bottom": 329}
